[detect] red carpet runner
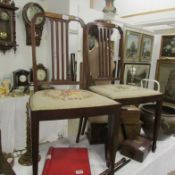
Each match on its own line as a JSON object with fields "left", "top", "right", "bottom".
{"left": 42, "top": 147, "right": 91, "bottom": 175}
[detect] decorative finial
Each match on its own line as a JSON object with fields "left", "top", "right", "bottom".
{"left": 103, "top": 0, "right": 117, "bottom": 14}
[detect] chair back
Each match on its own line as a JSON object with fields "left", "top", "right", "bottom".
{"left": 141, "top": 79, "right": 160, "bottom": 91}
{"left": 83, "top": 20, "right": 124, "bottom": 88}
{"left": 31, "top": 12, "right": 85, "bottom": 91}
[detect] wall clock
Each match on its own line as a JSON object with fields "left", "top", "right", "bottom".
{"left": 22, "top": 2, "right": 45, "bottom": 46}
{"left": 0, "top": 1, "right": 18, "bottom": 53}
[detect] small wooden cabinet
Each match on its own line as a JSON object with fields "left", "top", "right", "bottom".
{"left": 0, "top": 1, "right": 18, "bottom": 53}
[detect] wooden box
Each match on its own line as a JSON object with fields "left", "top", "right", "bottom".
{"left": 120, "top": 136, "right": 152, "bottom": 162}
{"left": 87, "top": 106, "right": 141, "bottom": 145}
{"left": 87, "top": 122, "right": 107, "bottom": 144}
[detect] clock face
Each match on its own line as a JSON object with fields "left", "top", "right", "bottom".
{"left": 0, "top": 11, "right": 10, "bottom": 21}
{"left": 23, "top": 3, "right": 45, "bottom": 25}
{"left": 26, "top": 5, "right": 44, "bottom": 25}
{"left": 19, "top": 74, "right": 27, "bottom": 83}
{"left": 37, "top": 69, "right": 46, "bottom": 81}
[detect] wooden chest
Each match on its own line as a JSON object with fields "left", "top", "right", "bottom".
{"left": 86, "top": 106, "right": 141, "bottom": 145}
{"left": 120, "top": 136, "right": 152, "bottom": 162}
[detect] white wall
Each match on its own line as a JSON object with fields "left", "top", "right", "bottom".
{"left": 0, "top": 0, "right": 48, "bottom": 82}
{"left": 47, "top": 0, "right": 69, "bottom": 14}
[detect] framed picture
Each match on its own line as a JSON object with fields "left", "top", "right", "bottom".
{"left": 124, "top": 30, "right": 141, "bottom": 61}
{"left": 155, "top": 59, "right": 175, "bottom": 102}
{"left": 124, "top": 63, "right": 150, "bottom": 86}
{"left": 160, "top": 35, "right": 175, "bottom": 58}
{"left": 140, "top": 34, "right": 153, "bottom": 62}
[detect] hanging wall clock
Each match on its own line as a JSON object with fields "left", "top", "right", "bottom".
{"left": 22, "top": 2, "right": 45, "bottom": 46}
{"left": 0, "top": 1, "right": 18, "bottom": 53}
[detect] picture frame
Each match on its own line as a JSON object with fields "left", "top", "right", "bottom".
{"left": 123, "top": 63, "right": 150, "bottom": 86}
{"left": 155, "top": 59, "right": 175, "bottom": 102}
{"left": 160, "top": 35, "right": 175, "bottom": 58}
{"left": 140, "top": 34, "right": 153, "bottom": 62}
{"left": 124, "top": 30, "right": 142, "bottom": 61}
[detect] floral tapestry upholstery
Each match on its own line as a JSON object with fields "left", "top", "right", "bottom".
{"left": 29, "top": 89, "right": 119, "bottom": 111}
{"left": 89, "top": 84, "right": 161, "bottom": 100}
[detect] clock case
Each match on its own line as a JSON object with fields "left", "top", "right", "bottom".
{"left": 0, "top": 1, "right": 18, "bottom": 53}
{"left": 30, "top": 64, "right": 48, "bottom": 82}
{"left": 22, "top": 2, "right": 45, "bottom": 46}
{"left": 13, "top": 69, "right": 30, "bottom": 88}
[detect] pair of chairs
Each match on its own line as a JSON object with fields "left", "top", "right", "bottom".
{"left": 30, "top": 12, "right": 121, "bottom": 175}
{"left": 29, "top": 12, "right": 162, "bottom": 175}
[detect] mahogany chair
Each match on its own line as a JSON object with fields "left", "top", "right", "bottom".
{"left": 76, "top": 20, "right": 163, "bottom": 153}
{"left": 0, "top": 130, "right": 16, "bottom": 175}
{"left": 30, "top": 12, "right": 121, "bottom": 175}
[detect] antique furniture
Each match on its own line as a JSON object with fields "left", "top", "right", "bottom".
{"left": 0, "top": 130, "right": 16, "bottom": 175}
{"left": 30, "top": 12, "right": 121, "bottom": 175}
{"left": 120, "top": 136, "right": 152, "bottom": 162}
{"left": 140, "top": 79, "right": 160, "bottom": 91}
{"left": 76, "top": 20, "right": 163, "bottom": 153}
{"left": 22, "top": 2, "right": 45, "bottom": 46}
{"left": 0, "top": 1, "right": 18, "bottom": 52}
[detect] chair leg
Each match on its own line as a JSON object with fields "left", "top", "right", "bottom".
{"left": 76, "top": 117, "right": 84, "bottom": 143}
{"left": 81, "top": 117, "right": 88, "bottom": 135}
{"left": 31, "top": 116, "right": 39, "bottom": 175}
{"left": 106, "top": 112, "right": 121, "bottom": 175}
